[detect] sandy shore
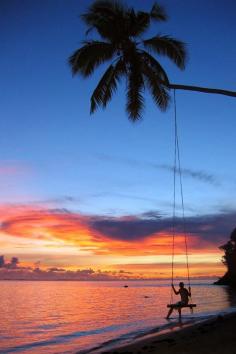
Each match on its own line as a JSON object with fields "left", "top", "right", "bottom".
{"left": 94, "top": 312, "right": 236, "bottom": 354}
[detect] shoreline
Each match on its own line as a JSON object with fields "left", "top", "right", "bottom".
{"left": 84, "top": 311, "right": 236, "bottom": 354}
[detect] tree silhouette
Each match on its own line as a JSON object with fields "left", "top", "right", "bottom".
{"left": 215, "top": 228, "right": 236, "bottom": 286}
{"left": 69, "top": 0, "right": 236, "bottom": 121}
{"left": 69, "top": 0, "right": 186, "bottom": 121}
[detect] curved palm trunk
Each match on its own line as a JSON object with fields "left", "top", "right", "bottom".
{"left": 168, "top": 83, "right": 236, "bottom": 98}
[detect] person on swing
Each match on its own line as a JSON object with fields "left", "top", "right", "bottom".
{"left": 166, "top": 282, "right": 191, "bottom": 319}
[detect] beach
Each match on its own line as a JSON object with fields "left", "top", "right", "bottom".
{"left": 98, "top": 312, "right": 236, "bottom": 354}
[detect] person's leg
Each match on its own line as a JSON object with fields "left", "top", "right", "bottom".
{"left": 166, "top": 307, "right": 173, "bottom": 319}
{"left": 178, "top": 307, "right": 182, "bottom": 320}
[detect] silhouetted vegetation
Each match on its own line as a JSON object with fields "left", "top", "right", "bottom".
{"left": 215, "top": 228, "right": 236, "bottom": 286}
{"left": 69, "top": 0, "right": 236, "bottom": 121}
{"left": 69, "top": 0, "right": 186, "bottom": 121}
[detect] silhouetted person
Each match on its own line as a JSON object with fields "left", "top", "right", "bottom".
{"left": 166, "top": 282, "right": 191, "bottom": 319}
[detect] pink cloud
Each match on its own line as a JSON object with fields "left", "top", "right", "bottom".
{"left": 0, "top": 161, "right": 31, "bottom": 176}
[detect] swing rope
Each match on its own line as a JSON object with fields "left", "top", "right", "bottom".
{"left": 170, "top": 90, "right": 177, "bottom": 303}
{"left": 170, "top": 90, "right": 191, "bottom": 304}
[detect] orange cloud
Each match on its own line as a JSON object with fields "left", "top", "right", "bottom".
{"left": 106, "top": 261, "right": 225, "bottom": 278}
{"left": 0, "top": 204, "right": 226, "bottom": 260}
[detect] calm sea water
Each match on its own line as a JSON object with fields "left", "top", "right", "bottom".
{"left": 0, "top": 280, "right": 236, "bottom": 354}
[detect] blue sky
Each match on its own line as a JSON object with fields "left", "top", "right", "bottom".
{"left": 1, "top": 0, "right": 236, "bottom": 218}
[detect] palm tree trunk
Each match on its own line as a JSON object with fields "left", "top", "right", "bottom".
{"left": 168, "top": 83, "right": 236, "bottom": 98}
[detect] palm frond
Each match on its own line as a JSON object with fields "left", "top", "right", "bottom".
{"left": 143, "top": 35, "right": 186, "bottom": 69}
{"left": 81, "top": 0, "right": 128, "bottom": 41}
{"left": 126, "top": 58, "right": 144, "bottom": 121}
{"left": 69, "top": 41, "right": 114, "bottom": 77}
{"left": 150, "top": 3, "right": 167, "bottom": 22}
{"left": 127, "top": 11, "right": 150, "bottom": 37}
{"left": 140, "top": 51, "right": 170, "bottom": 85}
{"left": 82, "top": 0, "right": 126, "bottom": 24}
{"left": 90, "top": 59, "right": 126, "bottom": 113}
{"left": 142, "top": 61, "right": 170, "bottom": 111}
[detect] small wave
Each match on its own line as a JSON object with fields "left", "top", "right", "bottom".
{"left": 0, "top": 323, "right": 133, "bottom": 353}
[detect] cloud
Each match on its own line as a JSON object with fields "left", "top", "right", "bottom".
{"left": 159, "top": 164, "right": 219, "bottom": 186}
{"left": 96, "top": 154, "right": 220, "bottom": 186}
{"left": 0, "top": 202, "right": 234, "bottom": 258}
{"left": 89, "top": 192, "right": 162, "bottom": 204}
{"left": 89, "top": 210, "right": 236, "bottom": 246}
{"left": 89, "top": 216, "right": 164, "bottom": 241}
{"left": 30, "top": 196, "right": 80, "bottom": 206}
{"left": 0, "top": 256, "right": 135, "bottom": 281}
{"left": 47, "top": 267, "right": 66, "bottom": 272}
{"left": 0, "top": 255, "right": 222, "bottom": 280}
{"left": 0, "top": 161, "right": 31, "bottom": 176}
{"left": 0, "top": 255, "right": 20, "bottom": 269}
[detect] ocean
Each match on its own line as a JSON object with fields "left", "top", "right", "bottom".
{"left": 0, "top": 280, "right": 236, "bottom": 353}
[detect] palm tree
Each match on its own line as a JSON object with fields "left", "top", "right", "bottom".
{"left": 69, "top": 0, "right": 186, "bottom": 121}
{"left": 69, "top": 0, "right": 236, "bottom": 121}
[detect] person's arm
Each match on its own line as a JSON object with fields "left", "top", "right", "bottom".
{"left": 172, "top": 284, "right": 179, "bottom": 295}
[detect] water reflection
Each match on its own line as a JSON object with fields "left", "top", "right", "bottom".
{"left": 223, "top": 286, "right": 236, "bottom": 308}
{"left": 0, "top": 280, "right": 235, "bottom": 354}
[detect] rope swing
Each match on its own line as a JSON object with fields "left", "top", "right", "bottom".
{"left": 167, "top": 90, "right": 196, "bottom": 313}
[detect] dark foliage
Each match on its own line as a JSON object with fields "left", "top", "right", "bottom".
{"left": 215, "top": 228, "right": 236, "bottom": 286}
{"left": 69, "top": 0, "right": 186, "bottom": 121}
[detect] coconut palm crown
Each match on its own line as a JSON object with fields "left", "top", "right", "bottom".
{"left": 69, "top": 0, "right": 187, "bottom": 121}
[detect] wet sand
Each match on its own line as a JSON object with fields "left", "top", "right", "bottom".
{"left": 97, "top": 312, "right": 236, "bottom": 354}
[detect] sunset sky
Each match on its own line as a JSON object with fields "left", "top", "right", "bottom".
{"left": 0, "top": 0, "right": 236, "bottom": 279}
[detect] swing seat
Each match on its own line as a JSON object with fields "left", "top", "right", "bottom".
{"left": 167, "top": 304, "right": 196, "bottom": 308}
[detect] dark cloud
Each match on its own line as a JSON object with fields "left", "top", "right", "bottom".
{"left": 48, "top": 267, "right": 66, "bottom": 272}
{"left": 0, "top": 258, "right": 133, "bottom": 281}
{"left": 141, "top": 211, "right": 163, "bottom": 219}
{"left": 88, "top": 210, "right": 236, "bottom": 245}
{"left": 0, "top": 256, "right": 5, "bottom": 268}
{"left": 9, "top": 256, "right": 19, "bottom": 269}
{"left": 96, "top": 154, "right": 220, "bottom": 186}
{"left": 159, "top": 164, "right": 219, "bottom": 186}
{"left": 31, "top": 196, "right": 80, "bottom": 205}
{"left": 0, "top": 255, "right": 20, "bottom": 269}
{"left": 49, "top": 208, "right": 72, "bottom": 214}
{"left": 89, "top": 217, "right": 162, "bottom": 241}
